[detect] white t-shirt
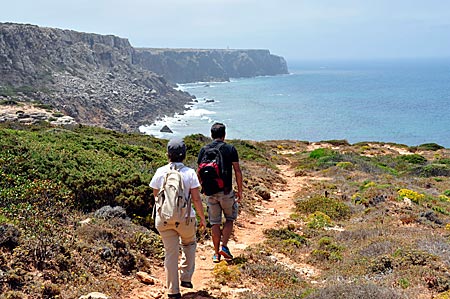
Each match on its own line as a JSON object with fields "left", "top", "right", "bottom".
{"left": 149, "top": 162, "right": 201, "bottom": 217}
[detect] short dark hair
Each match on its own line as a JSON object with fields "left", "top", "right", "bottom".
{"left": 211, "top": 122, "right": 226, "bottom": 139}
{"left": 168, "top": 152, "right": 185, "bottom": 162}
{"left": 167, "top": 138, "right": 186, "bottom": 162}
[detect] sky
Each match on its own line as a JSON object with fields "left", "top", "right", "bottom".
{"left": 2, "top": 0, "right": 450, "bottom": 63}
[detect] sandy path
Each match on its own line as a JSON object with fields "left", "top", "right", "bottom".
{"left": 189, "top": 164, "right": 301, "bottom": 290}
{"left": 128, "top": 161, "right": 315, "bottom": 298}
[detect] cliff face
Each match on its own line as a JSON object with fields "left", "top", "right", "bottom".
{"left": 0, "top": 22, "right": 193, "bottom": 132}
{"left": 0, "top": 23, "right": 289, "bottom": 131}
{"left": 134, "top": 48, "right": 289, "bottom": 83}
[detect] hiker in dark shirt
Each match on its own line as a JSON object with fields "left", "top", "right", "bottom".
{"left": 197, "top": 123, "right": 243, "bottom": 263}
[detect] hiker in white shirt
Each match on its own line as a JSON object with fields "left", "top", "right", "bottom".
{"left": 150, "top": 138, "right": 206, "bottom": 299}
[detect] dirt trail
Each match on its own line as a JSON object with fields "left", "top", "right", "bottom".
{"left": 128, "top": 160, "right": 316, "bottom": 298}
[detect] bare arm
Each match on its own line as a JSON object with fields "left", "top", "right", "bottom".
{"left": 191, "top": 187, "right": 207, "bottom": 229}
{"left": 232, "top": 161, "right": 243, "bottom": 202}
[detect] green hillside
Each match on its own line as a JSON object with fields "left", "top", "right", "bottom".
{"left": 1, "top": 123, "right": 450, "bottom": 298}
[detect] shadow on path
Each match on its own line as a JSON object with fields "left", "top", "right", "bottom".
{"left": 182, "top": 291, "right": 219, "bottom": 299}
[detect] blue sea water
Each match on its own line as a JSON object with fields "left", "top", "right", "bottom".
{"left": 140, "top": 58, "right": 450, "bottom": 148}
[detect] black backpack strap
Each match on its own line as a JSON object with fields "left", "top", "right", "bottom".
{"left": 213, "top": 142, "right": 225, "bottom": 150}
{"left": 204, "top": 141, "right": 224, "bottom": 150}
{"left": 214, "top": 142, "right": 226, "bottom": 175}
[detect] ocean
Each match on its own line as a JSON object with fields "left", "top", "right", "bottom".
{"left": 139, "top": 58, "right": 450, "bottom": 148}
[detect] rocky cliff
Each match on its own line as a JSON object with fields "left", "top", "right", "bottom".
{"left": 0, "top": 23, "right": 288, "bottom": 131}
{"left": 0, "top": 22, "right": 193, "bottom": 132}
{"left": 134, "top": 48, "right": 289, "bottom": 83}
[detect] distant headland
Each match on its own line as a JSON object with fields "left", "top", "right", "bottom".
{"left": 0, "top": 22, "right": 288, "bottom": 132}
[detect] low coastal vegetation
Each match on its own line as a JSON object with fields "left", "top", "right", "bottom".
{"left": 227, "top": 140, "right": 450, "bottom": 299}
{"left": 1, "top": 123, "right": 450, "bottom": 298}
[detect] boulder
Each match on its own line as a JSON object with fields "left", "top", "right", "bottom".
{"left": 78, "top": 292, "right": 109, "bottom": 299}
{"left": 253, "top": 185, "right": 271, "bottom": 200}
{"left": 160, "top": 125, "right": 173, "bottom": 133}
{"left": 94, "top": 205, "right": 128, "bottom": 220}
{"left": 136, "top": 271, "right": 158, "bottom": 285}
{"left": 0, "top": 224, "right": 21, "bottom": 249}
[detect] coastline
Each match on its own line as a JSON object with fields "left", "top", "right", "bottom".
{"left": 3, "top": 60, "right": 450, "bottom": 149}
{"left": 139, "top": 90, "right": 217, "bottom": 139}
{"left": 139, "top": 60, "right": 450, "bottom": 148}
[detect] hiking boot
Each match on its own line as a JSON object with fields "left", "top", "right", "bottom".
{"left": 212, "top": 253, "right": 221, "bottom": 263}
{"left": 219, "top": 245, "right": 233, "bottom": 260}
{"left": 168, "top": 293, "right": 181, "bottom": 299}
{"left": 181, "top": 281, "right": 193, "bottom": 288}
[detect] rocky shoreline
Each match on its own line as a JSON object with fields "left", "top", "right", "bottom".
{"left": 0, "top": 22, "right": 288, "bottom": 133}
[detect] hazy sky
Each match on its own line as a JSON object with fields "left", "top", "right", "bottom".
{"left": 2, "top": 0, "right": 450, "bottom": 62}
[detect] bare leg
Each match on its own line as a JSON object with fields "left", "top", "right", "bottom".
{"left": 211, "top": 224, "right": 221, "bottom": 254}
{"left": 221, "top": 220, "right": 233, "bottom": 248}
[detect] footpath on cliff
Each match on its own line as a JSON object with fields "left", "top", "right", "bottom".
{"left": 127, "top": 152, "right": 322, "bottom": 299}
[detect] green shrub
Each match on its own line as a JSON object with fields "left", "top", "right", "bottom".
{"left": 415, "top": 164, "right": 450, "bottom": 177}
{"left": 33, "top": 103, "right": 53, "bottom": 110}
{"left": 232, "top": 139, "right": 273, "bottom": 166}
{"left": 0, "top": 86, "right": 16, "bottom": 97}
{"left": 310, "top": 236, "right": 343, "bottom": 262}
{"left": 0, "top": 99, "right": 18, "bottom": 106}
{"left": 212, "top": 261, "right": 241, "bottom": 285}
{"left": 317, "top": 236, "right": 343, "bottom": 261}
{"left": 395, "top": 249, "right": 435, "bottom": 267}
{"left": 417, "top": 143, "right": 444, "bottom": 151}
{"left": 309, "top": 148, "right": 335, "bottom": 159}
{"left": 432, "top": 205, "right": 449, "bottom": 215}
{"left": 0, "top": 126, "right": 169, "bottom": 225}
{"left": 310, "top": 249, "right": 330, "bottom": 261}
{"left": 0, "top": 214, "right": 9, "bottom": 224}
{"left": 264, "top": 226, "right": 308, "bottom": 256}
{"left": 398, "top": 277, "right": 410, "bottom": 289}
{"left": 296, "top": 195, "right": 351, "bottom": 220}
{"left": 306, "top": 211, "right": 333, "bottom": 229}
{"left": 398, "top": 154, "right": 427, "bottom": 164}
{"left": 437, "top": 158, "right": 450, "bottom": 165}
{"left": 322, "top": 139, "right": 350, "bottom": 146}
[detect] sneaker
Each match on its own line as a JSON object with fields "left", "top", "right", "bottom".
{"left": 212, "top": 253, "right": 221, "bottom": 263}
{"left": 219, "top": 245, "right": 233, "bottom": 260}
{"left": 181, "top": 281, "right": 193, "bottom": 288}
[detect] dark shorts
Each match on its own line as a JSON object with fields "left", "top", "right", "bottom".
{"left": 207, "top": 191, "right": 238, "bottom": 225}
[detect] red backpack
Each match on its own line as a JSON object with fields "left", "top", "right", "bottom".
{"left": 198, "top": 143, "right": 225, "bottom": 195}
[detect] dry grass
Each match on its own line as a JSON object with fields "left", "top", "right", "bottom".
{"left": 235, "top": 141, "right": 450, "bottom": 299}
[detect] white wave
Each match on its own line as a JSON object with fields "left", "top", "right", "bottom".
{"left": 179, "top": 80, "right": 231, "bottom": 90}
{"left": 184, "top": 108, "right": 216, "bottom": 117}
{"left": 139, "top": 101, "right": 216, "bottom": 139}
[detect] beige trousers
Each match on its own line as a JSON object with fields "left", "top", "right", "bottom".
{"left": 156, "top": 217, "right": 197, "bottom": 295}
